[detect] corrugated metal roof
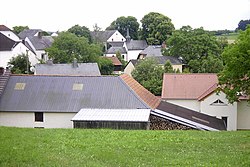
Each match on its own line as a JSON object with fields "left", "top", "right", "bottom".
{"left": 72, "top": 108, "right": 151, "bottom": 122}
{"left": 0, "top": 75, "right": 149, "bottom": 112}
{"left": 35, "top": 63, "right": 101, "bottom": 76}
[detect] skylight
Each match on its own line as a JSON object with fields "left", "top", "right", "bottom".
{"left": 72, "top": 83, "right": 83, "bottom": 91}
{"left": 14, "top": 83, "right": 26, "bottom": 90}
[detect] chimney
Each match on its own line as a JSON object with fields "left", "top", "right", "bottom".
{"left": 38, "top": 31, "right": 42, "bottom": 39}
{"left": 126, "top": 27, "right": 131, "bottom": 42}
{"left": 72, "top": 58, "right": 78, "bottom": 68}
{"left": 47, "top": 59, "right": 53, "bottom": 65}
{"left": 0, "top": 67, "right": 4, "bottom": 75}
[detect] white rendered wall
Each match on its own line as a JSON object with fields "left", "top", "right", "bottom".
{"left": 107, "top": 31, "right": 126, "bottom": 42}
{"left": 237, "top": 101, "right": 250, "bottom": 130}
{"left": 172, "top": 64, "right": 183, "bottom": 73}
{"left": 0, "top": 31, "right": 20, "bottom": 41}
{"left": 0, "top": 112, "right": 76, "bottom": 128}
{"left": 200, "top": 92, "right": 237, "bottom": 131}
{"left": 127, "top": 50, "right": 141, "bottom": 62}
{"left": 124, "top": 62, "right": 135, "bottom": 76}
{"left": 165, "top": 99, "right": 200, "bottom": 112}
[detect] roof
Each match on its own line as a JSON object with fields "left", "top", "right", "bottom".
{"left": 106, "top": 46, "right": 127, "bottom": 54}
{"left": 0, "top": 33, "right": 18, "bottom": 51}
{"left": 153, "top": 101, "right": 226, "bottom": 131}
{"left": 162, "top": 74, "right": 218, "bottom": 100}
{"left": 126, "top": 40, "right": 148, "bottom": 50}
{"left": 120, "top": 74, "right": 161, "bottom": 109}
{"left": 0, "top": 75, "right": 149, "bottom": 112}
{"left": 90, "top": 30, "right": 117, "bottom": 42}
{"left": 18, "top": 29, "right": 42, "bottom": 39}
{"left": 140, "top": 45, "right": 163, "bottom": 57}
{"left": 148, "top": 56, "right": 182, "bottom": 65}
{"left": 105, "top": 57, "right": 122, "bottom": 66}
{"left": 28, "top": 36, "right": 53, "bottom": 50}
{"left": 0, "top": 25, "right": 12, "bottom": 31}
{"left": 35, "top": 63, "right": 101, "bottom": 76}
{"left": 108, "top": 42, "right": 124, "bottom": 47}
{"left": 72, "top": 108, "right": 151, "bottom": 122}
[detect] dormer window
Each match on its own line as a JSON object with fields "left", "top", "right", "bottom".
{"left": 210, "top": 99, "right": 227, "bottom": 106}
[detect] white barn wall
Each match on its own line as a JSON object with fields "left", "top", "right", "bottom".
{"left": 237, "top": 101, "right": 250, "bottom": 130}
{"left": 200, "top": 92, "right": 237, "bottom": 131}
{"left": 0, "top": 112, "right": 76, "bottom": 128}
{"left": 107, "top": 31, "right": 126, "bottom": 42}
{"left": 165, "top": 99, "right": 200, "bottom": 112}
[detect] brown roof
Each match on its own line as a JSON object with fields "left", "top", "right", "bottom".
{"left": 120, "top": 74, "right": 161, "bottom": 109}
{"left": 162, "top": 74, "right": 218, "bottom": 100}
{"left": 0, "top": 25, "right": 11, "bottom": 31}
{"left": 105, "top": 57, "right": 122, "bottom": 66}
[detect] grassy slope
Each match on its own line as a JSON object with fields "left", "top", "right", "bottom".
{"left": 0, "top": 127, "right": 250, "bottom": 167}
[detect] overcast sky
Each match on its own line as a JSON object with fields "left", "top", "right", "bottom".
{"left": 1, "top": 0, "right": 249, "bottom": 32}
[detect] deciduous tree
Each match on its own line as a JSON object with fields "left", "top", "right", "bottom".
{"left": 8, "top": 54, "right": 31, "bottom": 74}
{"left": 13, "top": 26, "right": 29, "bottom": 34}
{"left": 219, "top": 26, "right": 250, "bottom": 103}
{"left": 67, "top": 25, "right": 92, "bottom": 43}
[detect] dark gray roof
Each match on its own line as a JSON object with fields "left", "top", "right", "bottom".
{"left": 28, "top": 36, "right": 53, "bottom": 50}
{"left": 0, "top": 75, "right": 149, "bottom": 112}
{"left": 126, "top": 40, "right": 148, "bottom": 50}
{"left": 0, "top": 25, "right": 12, "bottom": 31}
{"left": 108, "top": 42, "right": 124, "bottom": 47}
{"left": 91, "top": 30, "right": 117, "bottom": 42}
{"left": 148, "top": 56, "right": 182, "bottom": 65}
{"left": 0, "top": 33, "right": 18, "bottom": 51}
{"left": 35, "top": 63, "right": 101, "bottom": 76}
{"left": 140, "top": 45, "right": 163, "bottom": 57}
{"left": 18, "top": 29, "right": 42, "bottom": 39}
{"left": 106, "top": 47, "right": 127, "bottom": 54}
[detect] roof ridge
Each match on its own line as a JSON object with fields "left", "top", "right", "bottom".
{"left": 10, "top": 74, "right": 116, "bottom": 78}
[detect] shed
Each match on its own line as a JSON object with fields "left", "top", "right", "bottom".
{"left": 72, "top": 108, "right": 151, "bottom": 130}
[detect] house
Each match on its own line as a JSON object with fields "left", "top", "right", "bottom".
{"left": 124, "top": 59, "right": 139, "bottom": 76}
{"left": 161, "top": 73, "right": 250, "bottom": 131}
{"left": 104, "top": 57, "right": 122, "bottom": 74}
{"left": 105, "top": 46, "right": 127, "bottom": 60}
{"left": 0, "top": 69, "right": 226, "bottom": 130}
{"left": 34, "top": 59, "right": 101, "bottom": 76}
{"left": 19, "top": 29, "right": 54, "bottom": 62}
{"left": 0, "top": 25, "right": 20, "bottom": 41}
{"left": 0, "top": 32, "right": 37, "bottom": 68}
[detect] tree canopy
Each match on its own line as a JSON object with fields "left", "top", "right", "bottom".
{"left": 12, "top": 26, "right": 29, "bottom": 34}
{"left": 106, "top": 16, "right": 140, "bottom": 40}
{"left": 67, "top": 25, "right": 92, "bottom": 43}
{"left": 236, "top": 19, "right": 250, "bottom": 31}
{"left": 97, "top": 57, "right": 114, "bottom": 75}
{"left": 140, "top": 12, "right": 175, "bottom": 45}
{"left": 219, "top": 26, "right": 250, "bottom": 103}
{"left": 132, "top": 58, "right": 164, "bottom": 96}
{"left": 46, "top": 32, "right": 101, "bottom": 63}
{"left": 166, "top": 26, "right": 224, "bottom": 73}
{"left": 8, "top": 54, "right": 31, "bottom": 74}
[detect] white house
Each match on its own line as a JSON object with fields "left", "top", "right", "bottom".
{"left": 161, "top": 73, "right": 250, "bottom": 131}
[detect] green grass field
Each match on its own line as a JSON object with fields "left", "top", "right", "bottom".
{"left": 0, "top": 127, "right": 249, "bottom": 166}
{"left": 216, "top": 32, "right": 239, "bottom": 44}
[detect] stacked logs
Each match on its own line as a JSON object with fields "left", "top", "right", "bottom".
{"left": 149, "top": 115, "right": 193, "bottom": 130}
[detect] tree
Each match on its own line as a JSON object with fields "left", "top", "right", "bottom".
{"left": 67, "top": 25, "right": 92, "bottom": 43}
{"left": 8, "top": 54, "right": 31, "bottom": 74}
{"left": 166, "top": 26, "right": 224, "bottom": 73}
{"left": 164, "top": 60, "right": 174, "bottom": 73}
{"left": 218, "top": 26, "right": 250, "bottom": 103}
{"left": 132, "top": 58, "right": 164, "bottom": 96}
{"left": 46, "top": 32, "right": 101, "bottom": 63}
{"left": 236, "top": 19, "right": 250, "bottom": 31}
{"left": 116, "top": 51, "right": 127, "bottom": 70}
{"left": 140, "top": 12, "right": 175, "bottom": 45}
{"left": 106, "top": 16, "right": 140, "bottom": 40}
{"left": 97, "top": 57, "right": 114, "bottom": 75}
{"left": 12, "top": 26, "right": 29, "bottom": 34}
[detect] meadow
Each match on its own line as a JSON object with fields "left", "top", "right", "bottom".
{"left": 0, "top": 126, "right": 249, "bottom": 166}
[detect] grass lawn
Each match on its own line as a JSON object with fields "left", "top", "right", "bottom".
{"left": 0, "top": 127, "right": 250, "bottom": 167}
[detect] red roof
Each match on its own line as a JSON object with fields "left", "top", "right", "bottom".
{"left": 105, "top": 57, "right": 122, "bottom": 66}
{"left": 120, "top": 74, "right": 161, "bottom": 109}
{"left": 0, "top": 25, "right": 11, "bottom": 31}
{"left": 162, "top": 74, "right": 218, "bottom": 100}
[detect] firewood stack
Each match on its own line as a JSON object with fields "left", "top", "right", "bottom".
{"left": 149, "top": 115, "right": 193, "bottom": 130}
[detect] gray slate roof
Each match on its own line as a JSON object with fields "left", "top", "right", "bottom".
{"left": 140, "top": 45, "right": 163, "bottom": 57}
{"left": 106, "top": 46, "right": 127, "bottom": 54}
{"left": 0, "top": 75, "right": 149, "bottom": 112}
{"left": 91, "top": 30, "right": 117, "bottom": 42}
{"left": 18, "top": 29, "right": 42, "bottom": 39}
{"left": 148, "top": 56, "right": 182, "bottom": 65}
{"left": 0, "top": 33, "right": 18, "bottom": 51}
{"left": 35, "top": 63, "right": 101, "bottom": 76}
{"left": 126, "top": 40, "right": 148, "bottom": 50}
{"left": 28, "top": 36, "right": 53, "bottom": 50}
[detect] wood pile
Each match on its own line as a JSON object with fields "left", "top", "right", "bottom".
{"left": 149, "top": 115, "right": 194, "bottom": 130}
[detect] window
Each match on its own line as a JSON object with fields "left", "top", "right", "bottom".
{"left": 73, "top": 83, "right": 83, "bottom": 91}
{"left": 14, "top": 83, "right": 26, "bottom": 90}
{"left": 35, "top": 112, "right": 43, "bottom": 122}
{"left": 210, "top": 99, "right": 227, "bottom": 106}
{"left": 41, "top": 53, "right": 46, "bottom": 61}
{"left": 222, "top": 117, "right": 227, "bottom": 128}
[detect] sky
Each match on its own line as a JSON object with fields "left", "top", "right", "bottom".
{"left": 1, "top": 0, "right": 249, "bottom": 32}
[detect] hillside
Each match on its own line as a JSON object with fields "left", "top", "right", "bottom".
{"left": 0, "top": 127, "right": 249, "bottom": 166}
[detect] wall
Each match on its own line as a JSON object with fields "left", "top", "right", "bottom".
{"left": 237, "top": 100, "right": 250, "bottom": 130}
{"left": 127, "top": 50, "right": 141, "bottom": 62}
{"left": 107, "top": 31, "right": 126, "bottom": 42}
{"left": 0, "top": 31, "right": 20, "bottom": 41}
{"left": 0, "top": 112, "right": 76, "bottom": 128}
{"left": 124, "top": 62, "right": 135, "bottom": 76}
{"left": 172, "top": 64, "right": 183, "bottom": 73}
{"left": 200, "top": 92, "right": 237, "bottom": 131}
{"left": 165, "top": 99, "right": 200, "bottom": 112}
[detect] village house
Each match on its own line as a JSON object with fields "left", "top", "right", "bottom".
{"left": 161, "top": 73, "right": 250, "bottom": 131}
